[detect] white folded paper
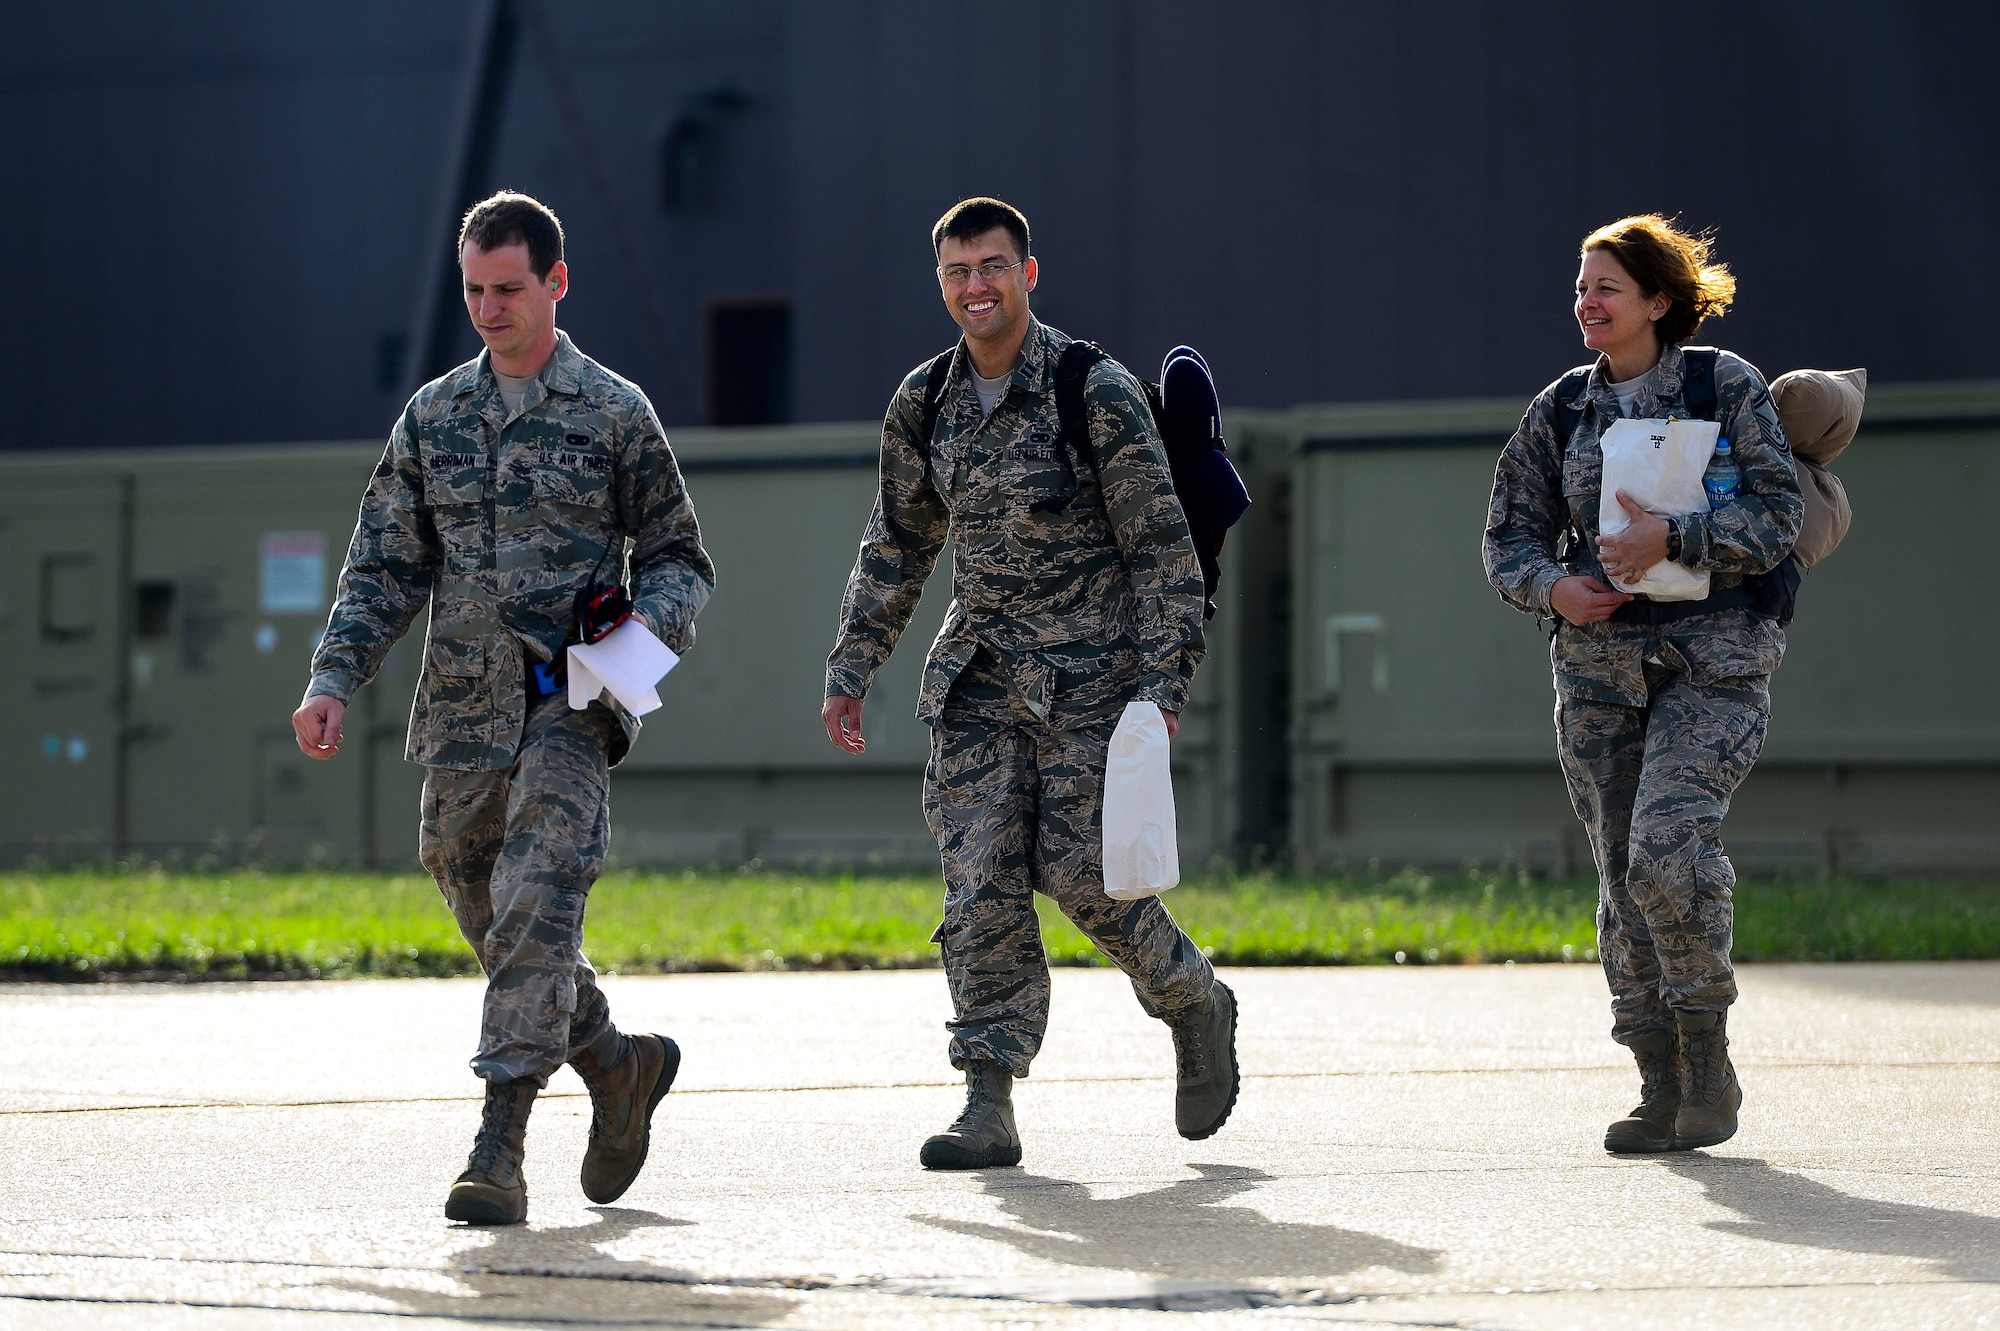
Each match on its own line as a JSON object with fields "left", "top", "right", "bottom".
{"left": 1102, "top": 700, "right": 1180, "bottom": 901}
{"left": 1598, "top": 417, "right": 1719, "bottom": 601}
{"left": 567, "top": 618, "right": 680, "bottom": 716}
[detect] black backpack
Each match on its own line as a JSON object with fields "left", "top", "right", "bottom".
{"left": 916, "top": 341, "right": 1248, "bottom": 620}
{"left": 1549, "top": 347, "right": 1801, "bottom": 627}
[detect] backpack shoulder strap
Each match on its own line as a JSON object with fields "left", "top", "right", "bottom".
{"left": 1545, "top": 366, "right": 1595, "bottom": 568}
{"left": 915, "top": 348, "right": 957, "bottom": 471}
{"left": 1679, "top": 346, "right": 1719, "bottom": 421}
{"left": 1549, "top": 366, "right": 1593, "bottom": 447}
{"left": 1678, "top": 344, "right": 1798, "bottom": 620}
{"left": 1053, "top": 340, "right": 1111, "bottom": 466}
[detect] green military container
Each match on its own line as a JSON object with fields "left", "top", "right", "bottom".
{"left": 0, "top": 444, "right": 426, "bottom": 866}
{"left": 1284, "top": 380, "right": 2000, "bottom": 875}
{"left": 0, "top": 420, "right": 1262, "bottom": 871}
{"left": 607, "top": 422, "right": 941, "bottom": 869}
{"left": 545, "top": 419, "right": 1255, "bottom": 872}
{"left": 8, "top": 379, "right": 1990, "bottom": 875}
{"left": 1185, "top": 410, "right": 1293, "bottom": 868}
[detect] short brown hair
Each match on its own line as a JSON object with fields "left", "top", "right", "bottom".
{"left": 459, "top": 191, "right": 565, "bottom": 279}
{"left": 1582, "top": 214, "right": 1736, "bottom": 345}
{"left": 932, "top": 197, "right": 1030, "bottom": 261}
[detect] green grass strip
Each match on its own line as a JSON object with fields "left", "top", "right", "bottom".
{"left": 1, "top": 868, "right": 1995, "bottom": 980}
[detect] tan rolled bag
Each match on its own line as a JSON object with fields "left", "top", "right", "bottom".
{"left": 1768, "top": 367, "right": 1866, "bottom": 567}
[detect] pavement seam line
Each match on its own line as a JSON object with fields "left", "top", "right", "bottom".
{"left": 0, "top": 1289, "right": 805, "bottom": 1326}
{"left": 4, "top": 1265, "right": 1987, "bottom": 1300}
{"left": 8, "top": 1057, "right": 1996, "bottom": 1116}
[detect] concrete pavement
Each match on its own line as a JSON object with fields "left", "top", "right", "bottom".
{"left": 1, "top": 962, "right": 1996, "bottom": 1329}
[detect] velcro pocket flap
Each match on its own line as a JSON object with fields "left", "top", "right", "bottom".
{"left": 1560, "top": 446, "right": 1602, "bottom": 499}
{"left": 428, "top": 455, "right": 488, "bottom": 505}
{"left": 533, "top": 452, "right": 614, "bottom": 508}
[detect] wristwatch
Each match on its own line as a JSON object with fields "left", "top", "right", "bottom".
{"left": 1664, "top": 518, "right": 1683, "bottom": 562}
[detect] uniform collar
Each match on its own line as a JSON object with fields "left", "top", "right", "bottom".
{"left": 445, "top": 352, "right": 506, "bottom": 434}
{"left": 1012, "top": 318, "right": 1061, "bottom": 394}
{"left": 1584, "top": 341, "right": 1686, "bottom": 416}
{"left": 450, "top": 330, "right": 585, "bottom": 432}
{"left": 451, "top": 329, "right": 586, "bottom": 401}
{"left": 949, "top": 317, "right": 1058, "bottom": 395}
{"left": 542, "top": 330, "right": 586, "bottom": 396}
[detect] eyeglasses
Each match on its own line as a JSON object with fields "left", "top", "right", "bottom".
{"left": 938, "top": 259, "right": 1027, "bottom": 287}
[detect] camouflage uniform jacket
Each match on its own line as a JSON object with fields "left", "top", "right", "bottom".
{"left": 307, "top": 331, "right": 714, "bottom": 770}
{"left": 1483, "top": 343, "right": 1802, "bottom": 707}
{"left": 826, "top": 319, "right": 1205, "bottom": 729}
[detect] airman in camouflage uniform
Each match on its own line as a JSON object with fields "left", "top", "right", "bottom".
{"left": 1486, "top": 338, "right": 1801, "bottom": 1152}
{"left": 295, "top": 193, "right": 712, "bottom": 1223}
{"left": 823, "top": 198, "right": 1238, "bottom": 1170}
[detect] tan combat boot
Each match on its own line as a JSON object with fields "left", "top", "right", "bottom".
{"left": 571, "top": 1033, "right": 680, "bottom": 1204}
{"left": 1673, "top": 1009, "right": 1743, "bottom": 1149}
{"left": 920, "top": 1061, "right": 1022, "bottom": 1170}
{"left": 1603, "top": 1028, "right": 1681, "bottom": 1154}
{"left": 445, "top": 1077, "right": 537, "bottom": 1225}
{"left": 1167, "top": 979, "right": 1240, "bottom": 1140}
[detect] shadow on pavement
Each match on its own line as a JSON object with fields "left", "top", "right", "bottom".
{"left": 326, "top": 1205, "right": 797, "bottom": 1325}
{"left": 1665, "top": 1156, "right": 2000, "bottom": 1281}
{"left": 913, "top": 1163, "right": 1442, "bottom": 1282}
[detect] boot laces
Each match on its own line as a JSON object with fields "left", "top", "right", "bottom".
{"left": 1172, "top": 1014, "right": 1207, "bottom": 1081}
{"left": 1637, "top": 1048, "right": 1677, "bottom": 1106}
{"left": 1684, "top": 1029, "right": 1723, "bottom": 1102}
{"left": 948, "top": 1092, "right": 993, "bottom": 1136}
{"left": 949, "top": 1067, "right": 1004, "bottom": 1134}
{"left": 586, "top": 1076, "right": 618, "bottom": 1138}
{"left": 467, "top": 1089, "right": 516, "bottom": 1174}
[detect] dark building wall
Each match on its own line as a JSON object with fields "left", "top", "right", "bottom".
{"left": 445, "top": 1, "right": 792, "bottom": 422}
{"left": 789, "top": 0, "right": 2000, "bottom": 421}
{"left": 3, "top": 3, "right": 465, "bottom": 448}
{"left": 4, "top": 1, "right": 1996, "bottom": 449}
{"left": 0, "top": 0, "right": 791, "bottom": 449}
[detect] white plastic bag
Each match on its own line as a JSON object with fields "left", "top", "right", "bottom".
{"left": 1102, "top": 700, "right": 1180, "bottom": 900}
{"left": 1598, "top": 417, "right": 1718, "bottom": 601}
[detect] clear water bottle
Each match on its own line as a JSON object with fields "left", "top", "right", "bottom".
{"left": 1703, "top": 436, "right": 1740, "bottom": 510}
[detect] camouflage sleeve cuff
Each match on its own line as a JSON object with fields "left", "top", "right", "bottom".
{"left": 304, "top": 669, "right": 362, "bottom": 705}
{"left": 1135, "top": 670, "right": 1191, "bottom": 716}
{"left": 1676, "top": 509, "right": 1715, "bottom": 570}
{"left": 1527, "top": 566, "right": 1567, "bottom": 617}
{"left": 824, "top": 658, "right": 872, "bottom": 701}
{"left": 632, "top": 600, "right": 693, "bottom": 655}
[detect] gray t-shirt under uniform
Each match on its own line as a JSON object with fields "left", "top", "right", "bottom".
{"left": 973, "top": 369, "right": 1011, "bottom": 419}
{"left": 1609, "top": 372, "right": 1649, "bottom": 418}
{"left": 495, "top": 369, "right": 538, "bottom": 419}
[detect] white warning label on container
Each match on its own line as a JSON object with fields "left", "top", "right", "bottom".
{"left": 260, "top": 531, "right": 327, "bottom": 614}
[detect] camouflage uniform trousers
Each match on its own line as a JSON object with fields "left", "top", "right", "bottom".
{"left": 1557, "top": 663, "right": 1770, "bottom": 1046}
{"left": 925, "top": 650, "right": 1215, "bottom": 1076}
{"left": 419, "top": 692, "right": 628, "bottom": 1085}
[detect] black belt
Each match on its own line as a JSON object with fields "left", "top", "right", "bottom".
{"left": 1608, "top": 555, "right": 1800, "bottom": 628}
{"left": 1608, "top": 581, "right": 1758, "bottom": 625}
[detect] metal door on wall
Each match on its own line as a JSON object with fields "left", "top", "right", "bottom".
{"left": 1, "top": 474, "right": 123, "bottom": 856}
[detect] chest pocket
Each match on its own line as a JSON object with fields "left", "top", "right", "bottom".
{"left": 532, "top": 438, "right": 615, "bottom": 510}
{"left": 1560, "top": 443, "right": 1603, "bottom": 527}
{"left": 1011, "top": 433, "right": 1079, "bottom": 516}
{"left": 427, "top": 453, "right": 488, "bottom": 506}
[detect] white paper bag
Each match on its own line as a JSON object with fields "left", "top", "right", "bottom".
{"left": 567, "top": 618, "right": 680, "bottom": 716}
{"left": 1598, "top": 417, "right": 1719, "bottom": 601}
{"left": 1102, "top": 700, "right": 1180, "bottom": 900}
